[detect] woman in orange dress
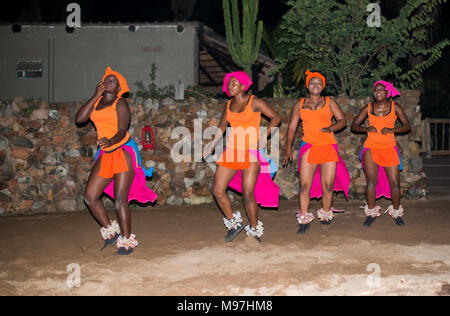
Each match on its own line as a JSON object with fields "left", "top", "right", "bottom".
{"left": 283, "top": 70, "right": 349, "bottom": 234}
{"left": 351, "top": 81, "right": 410, "bottom": 227}
{"left": 203, "top": 71, "right": 281, "bottom": 243}
{"left": 76, "top": 67, "right": 157, "bottom": 255}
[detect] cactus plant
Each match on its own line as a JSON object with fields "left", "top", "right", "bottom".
{"left": 223, "top": 0, "right": 263, "bottom": 82}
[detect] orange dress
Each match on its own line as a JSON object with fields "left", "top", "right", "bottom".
{"left": 363, "top": 102, "right": 400, "bottom": 167}
{"left": 90, "top": 97, "right": 130, "bottom": 178}
{"left": 299, "top": 97, "right": 339, "bottom": 164}
{"left": 217, "top": 95, "right": 261, "bottom": 169}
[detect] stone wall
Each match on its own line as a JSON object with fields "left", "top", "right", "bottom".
{"left": 0, "top": 90, "right": 426, "bottom": 215}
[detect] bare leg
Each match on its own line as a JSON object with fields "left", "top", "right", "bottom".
{"left": 241, "top": 161, "right": 261, "bottom": 228}
{"left": 362, "top": 150, "right": 379, "bottom": 209}
{"left": 298, "top": 149, "right": 318, "bottom": 215}
{"left": 385, "top": 165, "right": 401, "bottom": 210}
{"left": 83, "top": 155, "right": 113, "bottom": 228}
{"left": 319, "top": 161, "right": 337, "bottom": 212}
{"left": 212, "top": 165, "right": 238, "bottom": 219}
{"left": 113, "top": 149, "right": 135, "bottom": 239}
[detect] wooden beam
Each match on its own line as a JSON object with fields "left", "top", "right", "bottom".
{"left": 199, "top": 64, "right": 217, "bottom": 85}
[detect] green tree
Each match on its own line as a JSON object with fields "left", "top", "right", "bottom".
{"left": 277, "top": 0, "right": 449, "bottom": 97}
{"left": 261, "top": 23, "right": 309, "bottom": 97}
{"left": 222, "top": 0, "right": 263, "bottom": 81}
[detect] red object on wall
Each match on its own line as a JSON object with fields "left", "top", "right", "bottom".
{"left": 141, "top": 126, "right": 155, "bottom": 150}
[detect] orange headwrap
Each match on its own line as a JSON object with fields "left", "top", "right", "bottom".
{"left": 102, "top": 66, "right": 129, "bottom": 97}
{"left": 305, "top": 70, "right": 326, "bottom": 89}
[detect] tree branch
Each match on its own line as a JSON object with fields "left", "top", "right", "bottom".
{"left": 350, "top": 45, "right": 386, "bottom": 96}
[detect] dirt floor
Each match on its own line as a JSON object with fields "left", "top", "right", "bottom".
{"left": 0, "top": 197, "right": 449, "bottom": 296}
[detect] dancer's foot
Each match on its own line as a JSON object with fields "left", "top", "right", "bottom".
{"left": 116, "top": 234, "right": 138, "bottom": 255}
{"left": 225, "top": 225, "right": 245, "bottom": 242}
{"left": 385, "top": 205, "right": 405, "bottom": 226}
{"left": 360, "top": 202, "right": 381, "bottom": 228}
{"left": 253, "top": 236, "right": 261, "bottom": 244}
{"left": 100, "top": 233, "right": 120, "bottom": 251}
{"left": 100, "top": 220, "right": 121, "bottom": 251}
{"left": 296, "top": 223, "right": 310, "bottom": 234}
{"left": 363, "top": 216, "right": 376, "bottom": 227}
{"left": 317, "top": 208, "right": 334, "bottom": 224}
{"left": 244, "top": 221, "right": 264, "bottom": 244}
{"left": 394, "top": 217, "right": 405, "bottom": 226}
{"left": 296, "top": 212, "right": 314, "bottom": 234}
{"left": 223, "top": 211, "right": 244, "bottom": 243}
{"left": 317, "top": 209, "right": 333, "bottom": 232}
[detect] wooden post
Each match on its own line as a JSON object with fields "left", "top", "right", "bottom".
{"left": 442, "top": 122, "right": 445, "bottom": 152}
{"left": 424, "top": 118, "right": 431, "bottom": 157}
{"left": 425, "top": 119, "right": 450, "bottom": 156}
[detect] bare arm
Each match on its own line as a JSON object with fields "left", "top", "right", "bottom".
{"left": 351, "top": 105, "right": 372, "bottom": 133}
{"left": 76, "top": 82, "right": 106, "bottom": 124}
{"left": 252, "top": 97, "right": 282, "bottom": 138}
{"left": 282, "top": 102, "right": 301, "bottom": 166}
{"left": 322, "top": 98, "right": 346, "bottom": 133}
{"left": 285, "top": 102, "right": 300, "bottom": 151}
{"left": 382, "top": 102, "right": 411, "bottom": 135}
{"left": 202, "top": 102, "right": 229, "bottom": 158}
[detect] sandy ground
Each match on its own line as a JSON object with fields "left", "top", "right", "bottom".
{"left": 0, "top": 198, "right": 449, "bottom": 296}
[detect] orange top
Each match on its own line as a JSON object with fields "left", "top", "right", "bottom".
{"left": 299, "top": 97, "right": 337, "bottom": 146}
{"left": 226, "top": 95, "right": 261, "bottom": 150}
{"left": 90, "top": 97, "right": 130, "bottom": 152}
{"left": 364, "top": 102, "right": 397, "bottom": 149}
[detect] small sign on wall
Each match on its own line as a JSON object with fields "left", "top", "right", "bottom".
{"left": 17, "top": 61, "right": 43, "bottom": 79}
{"left": 141, "top": 46, "right": 163, "bottom": 53}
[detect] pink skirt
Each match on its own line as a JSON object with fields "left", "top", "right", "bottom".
{"left": 225, "top": 149, "right": 280, "bottom": 208}
{"left": 297, "top": 141, "right": 350, "bottom": 199}
{"left": 95, "top": 139, "right": 157, "bottom": 203}
{"left": 360, "top": 147, "right": 402, "bottom": 199}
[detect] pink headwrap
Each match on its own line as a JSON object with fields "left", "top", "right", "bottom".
{"left": 222, "top": 71, "right": 253, "bottom": 97}
{"left": 373, "top": 80, "right": 400, "bottom": 98}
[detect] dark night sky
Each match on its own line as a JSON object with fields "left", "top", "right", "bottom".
{"left": 2, "top": 1, "right": 447, "bottom": 46}
{"left": 2, "top": 0, "right": 446, "bottom": 50}
{"left": 0, "top": 0, "right": 289, "bottom": 35}
{"left": 2, "top": 0, "right": 449, "bottom": 114}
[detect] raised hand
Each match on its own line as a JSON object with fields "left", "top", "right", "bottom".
{"left": 94, "top": 82, "right": 107, "bottom": 99}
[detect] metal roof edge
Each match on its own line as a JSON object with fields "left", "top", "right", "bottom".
{"left": 0, "top": 21, "right": 202, "bottom": 28}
